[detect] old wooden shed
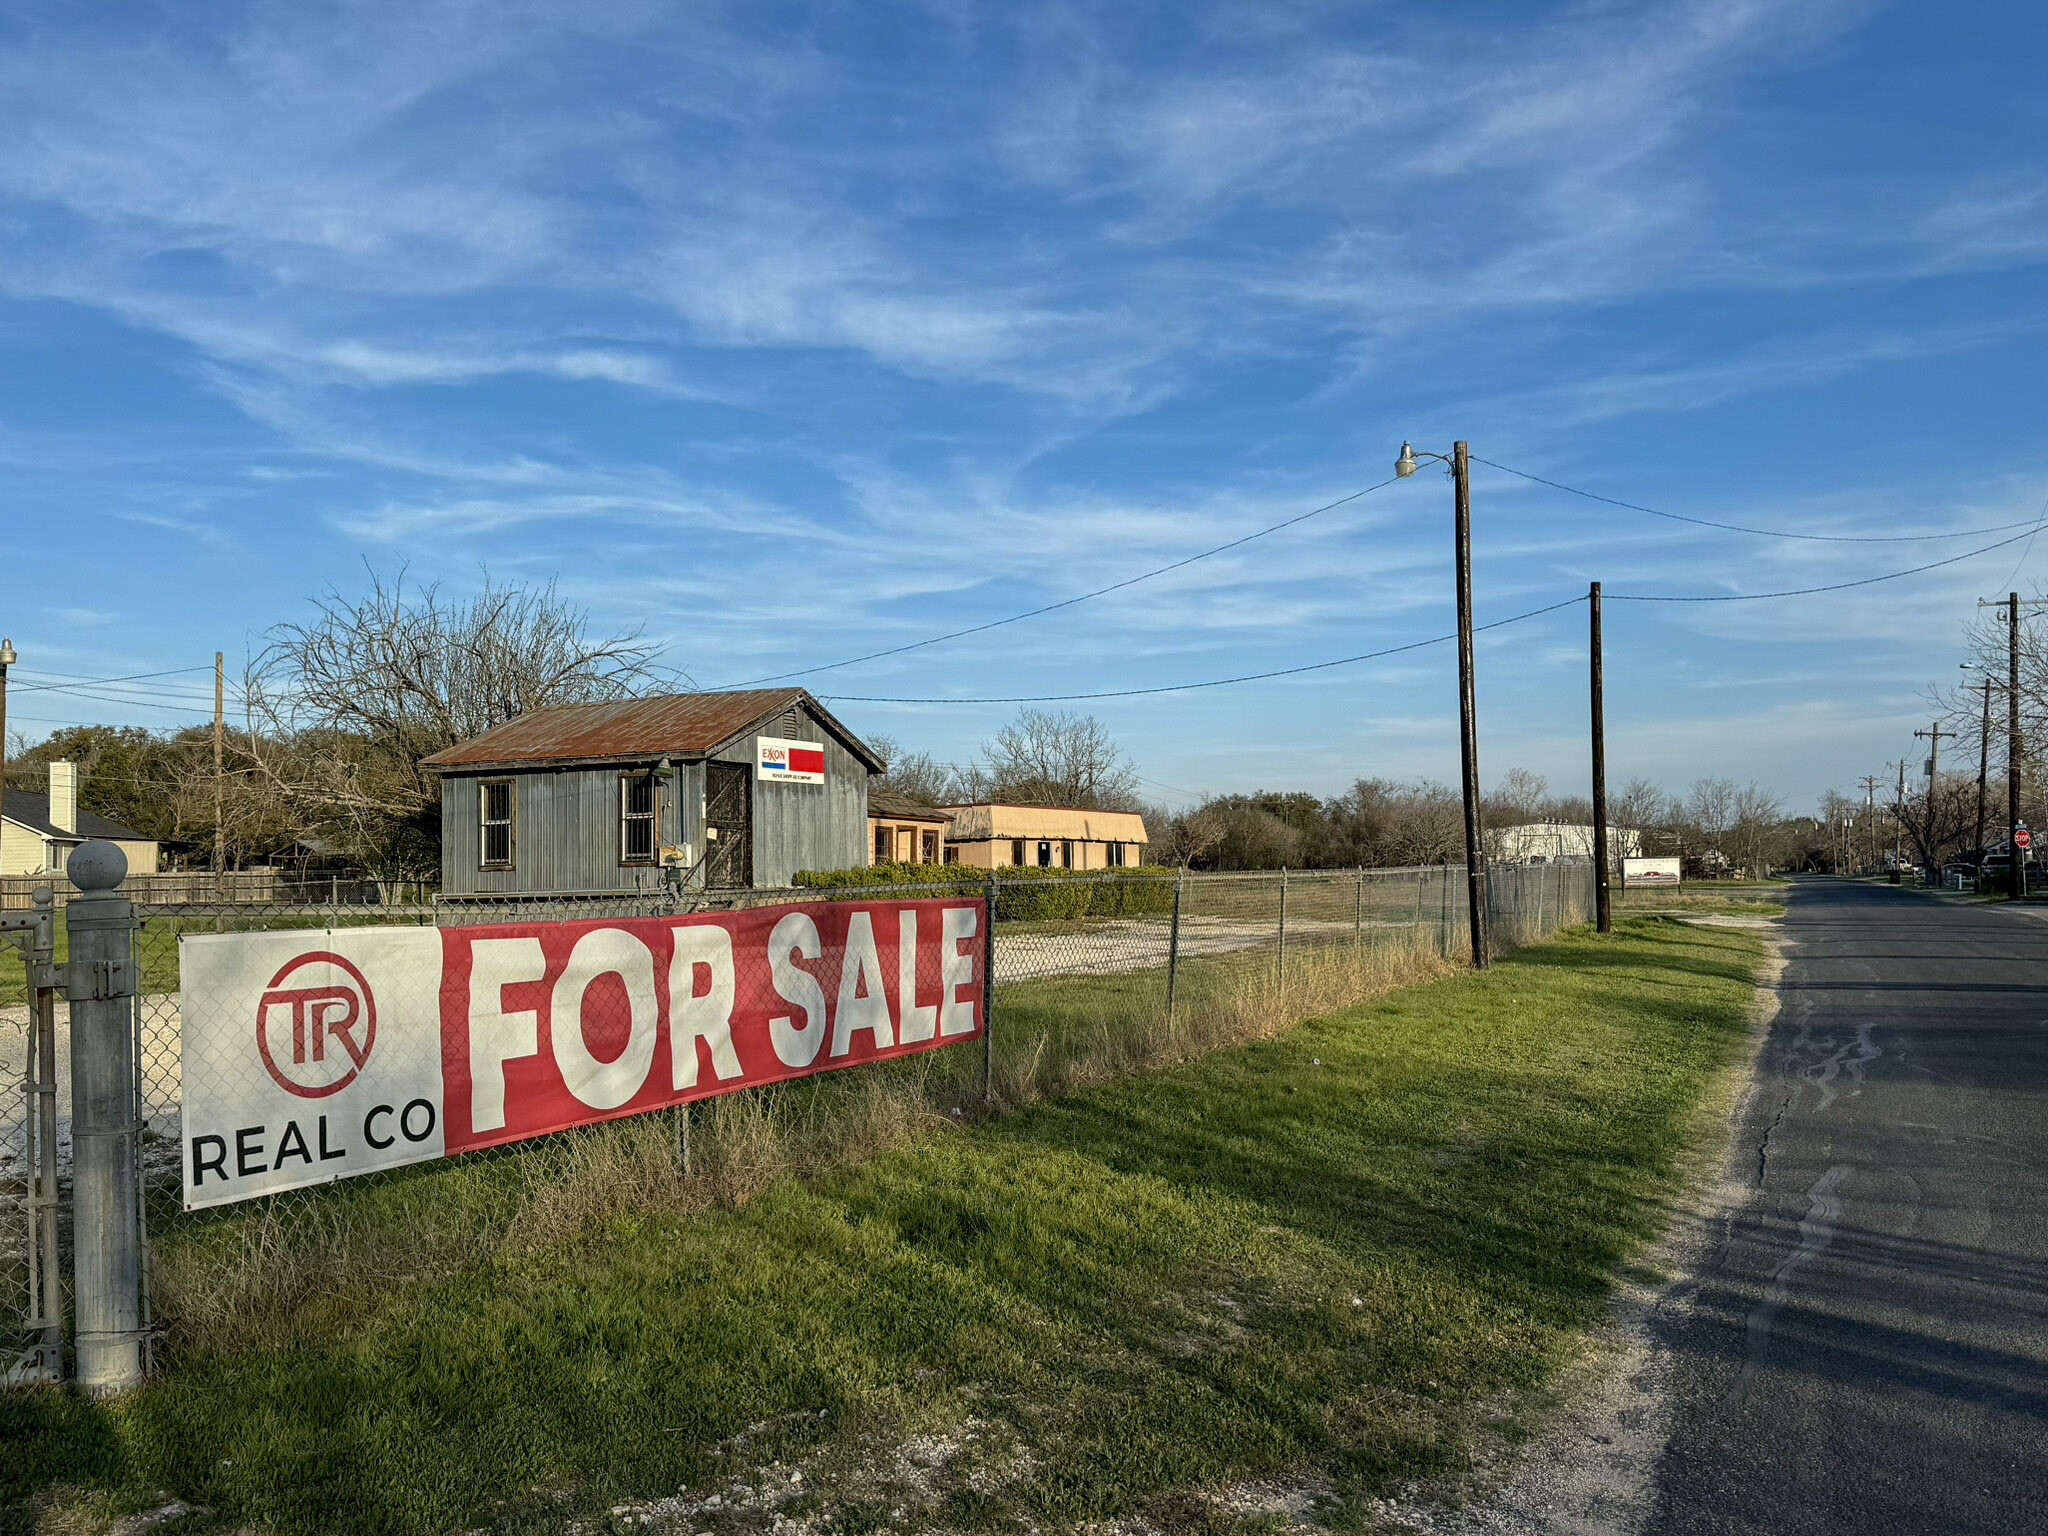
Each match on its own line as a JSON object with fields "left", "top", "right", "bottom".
{"left": 422, "top": 689, "right": 883, "bottom": 897}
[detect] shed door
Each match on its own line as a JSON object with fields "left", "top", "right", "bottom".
{"left": 705, "top": 762, "right": 753, "bottom": 889}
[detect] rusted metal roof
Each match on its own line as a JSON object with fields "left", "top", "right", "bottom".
{"left": 422, "top": 689, "right": 884, "bottom": 772}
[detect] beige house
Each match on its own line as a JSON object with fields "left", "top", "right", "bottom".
{"left": 937, "top": 803, "right": 1148, "bottom": 871}
{"left": 867, "top": 788, "right": 953, "bottom": 866}
{"left": 1, "top": 762, "right": 160, "bottom": 878}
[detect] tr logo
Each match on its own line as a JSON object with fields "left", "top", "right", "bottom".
{"left": 256, "top": 951, "right": 377, "bottom": 1098}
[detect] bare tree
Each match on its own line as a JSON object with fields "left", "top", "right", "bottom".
{"left": 1728, "top": 781, "right": 1786, "bottom": 876}
{"left": 1892, "top": 771, "right": 1980, "bottom": 873}
{"left": 1488, "top": 767, "right": 1550, "bottom": 826}
{"left": 865, "top": 734, "right": 965, "bottom": 806}
{"left": 978, "top": 708, "right": 1140, "bottom": 809}
{"left": 1150, "top": 803, "right": 1227, "bottom": 867}
{"left": 1684, "top": 777, "right": 1739, "bottom": 869}
{"left": 243, "top": 571, "right": 663, "bottom": 876}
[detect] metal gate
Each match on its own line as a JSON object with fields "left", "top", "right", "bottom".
{"left": 2, "top": 890, "right": 61, "bottom": 1384}
{"left": 704, "top": 761, "right": 753, "bottom": 890}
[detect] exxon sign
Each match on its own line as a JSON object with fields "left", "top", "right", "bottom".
{"left": 757, "top": 735, "right": 826, "bottom": 784}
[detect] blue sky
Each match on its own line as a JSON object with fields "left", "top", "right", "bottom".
{"left": 3, "top": 0, "right": 2046, "bottom": 812}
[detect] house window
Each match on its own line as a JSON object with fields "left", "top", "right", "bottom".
{"left": 875, "top": 825, "right": 892, "bottom": 864}
{"left": 1105, "top": 840, "right": 1126, "bottom": 867}
{"left": 480, "top": 780, "right": 515, "bottom": 870}
{"left": 921, "top": 829, "right": 939, "bottom": 863}
{"left": 620, "top": 773, "right": 658, "bottom": 865}
{"left": 1010, "top": 838, "right": 1025, "bottom": 866}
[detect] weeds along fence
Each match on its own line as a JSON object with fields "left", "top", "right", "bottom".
{"left": 1, "top": 859, "right": 1593, "bottom": 1367}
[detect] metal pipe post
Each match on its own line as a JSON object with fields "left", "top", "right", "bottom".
{"left": 65, "top": 841, "right": 143, "bottom": 1395}
{"left": 1452, "top": 442, "right": 1490, "bottom": 967}
{"left": 981, "top": 870, "right": 998, "bottom": 1103}
{"left": 1165, "top": 868, "right": 1184, "bottom": 1030}
{"left": 1277, "top": 868, "right": 1288, "bottom": 994}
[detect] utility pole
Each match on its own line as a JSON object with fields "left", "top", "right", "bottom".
{"left": 213, "top": 650, "right": 225, "bottom": 896}
{"left": 1976, "top": 676, "right": 1993, "bottom": 863}
{"left": 1589, "top": 580, "right": 1611, "bottom": 933}
{"left": 1892, "top": 759, "right": 1907, "bottom": 876}
{"left": 1858, "top": 774, "right": 1882, "bottom": 874}
{"left": 1977, "top": 593, "right": 2045, "bottom": 898}
{"left": 1913, "top": 721, "right": 1951, "bottom": 876}
{"left": 1397, "top": 438, "right": 1489, "bottom": 968}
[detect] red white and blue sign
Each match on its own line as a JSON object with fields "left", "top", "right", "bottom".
{"left": 757, "top": 735, "right": 827, "bottom": 784}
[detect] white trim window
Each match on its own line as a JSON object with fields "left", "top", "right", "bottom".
{"left": 480, "top": 780, "right": 515, "bottom": 870}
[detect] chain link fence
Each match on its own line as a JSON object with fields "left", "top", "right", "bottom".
{"left": 4, "top": 859, "right": 1594, "bottom": 1368}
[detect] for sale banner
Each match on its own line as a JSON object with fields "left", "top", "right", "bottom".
{"left": 180, "top": 898, "right": 986, "bottom": 1210}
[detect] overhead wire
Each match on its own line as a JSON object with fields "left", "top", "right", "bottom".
{"left": 1605, "top": 518, "right": 2048, "bottom": 601}
{"left": 709, "top": 477, "right": 1400, "bottom": 689}
{"left": 818, "top": 596, "right": 1587, "bottom": 704}
{"left": 1474, "top": 456, "right": 2047, "bottom": 543}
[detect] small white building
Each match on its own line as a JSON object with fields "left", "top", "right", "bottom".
{"left": 0, "top": 761, "right": 160, "bottom": 877}
{"left": 1491, "top": 821, "right": 1642, "bottom": 865}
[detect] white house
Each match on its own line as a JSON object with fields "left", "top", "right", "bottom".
{"left": 1491, "top": 821, "right": 1642, "bottom": 865}
{"left": 0, "top": 761, "right": 160, "bottom": 877}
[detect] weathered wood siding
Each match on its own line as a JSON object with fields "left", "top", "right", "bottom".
{"left": 439, "top": 764, "right": 687, "bottom": 897}
{"left": 704, "top": 714, "right": 866, "bottom": 886}
{"left": 437, "top": 700, "right": 864, "bottom": 894}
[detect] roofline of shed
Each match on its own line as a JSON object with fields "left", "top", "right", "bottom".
{"left": 424, "top": 690, "right": 889, "bottom": 777}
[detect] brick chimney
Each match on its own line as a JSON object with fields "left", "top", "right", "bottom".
{"left": 49, "top": 760, "right": 77, "bottom": 835}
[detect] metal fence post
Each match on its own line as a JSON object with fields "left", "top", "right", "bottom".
{"left": 982, "top": 870, "right": 998, "bottom": 1104}
{"left": 64, "top": 842, "right": 143, "bottom": 1395}
{"left": 1, "top": 883, "right": 61, "bottom": 1384}
{"left": 1355, "top": 866, "right": 1364, "bottom": 946}
{"left": 1166, "top": 867, "right": 1184, "bottom": 1030}
{"left": 1277, "top": 868, "right": 1288, "bottom": 994}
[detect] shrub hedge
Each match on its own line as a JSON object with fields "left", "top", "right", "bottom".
{"left": 792, "top": 861, "right": 1176, "bottom": 919}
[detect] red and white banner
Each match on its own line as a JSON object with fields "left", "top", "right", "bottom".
{"left": 180, "top": 898, "right": 985, "bottom": 1209}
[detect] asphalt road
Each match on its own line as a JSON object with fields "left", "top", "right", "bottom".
{"left": 1647, "top": 878, "right": 2048, "bottom": 1535}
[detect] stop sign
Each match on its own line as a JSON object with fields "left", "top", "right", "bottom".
{"left": 2018, "top": 828, "right": 2032, "bottom": 850}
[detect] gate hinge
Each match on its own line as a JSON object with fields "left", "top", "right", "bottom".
{"left": 57, "top": 958, "right": 137, "bottom": 1000}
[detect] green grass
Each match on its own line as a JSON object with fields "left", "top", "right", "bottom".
{"left": 1616, "top": 888, "right": 1786, "bottom": 917}
{"left": 4, "top": 917, "right": 1760, "bottom": 1536}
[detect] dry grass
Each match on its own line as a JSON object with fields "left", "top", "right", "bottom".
{"left": 150, "top": 926, "right": 1473, "bottom": 1346}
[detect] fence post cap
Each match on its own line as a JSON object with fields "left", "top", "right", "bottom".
{"left": 68, "top": 839, "right": 127, "bottom": 892}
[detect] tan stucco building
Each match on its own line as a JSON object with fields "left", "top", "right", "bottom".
{"left": 936, "top": 803, "right": 1148, "bottom": 870}
{"left": 867, "top": 788, "right": 953, "bottom": 865}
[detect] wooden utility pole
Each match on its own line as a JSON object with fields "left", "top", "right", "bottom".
{"left": 1975, "top": 677, "right": 1993, "bottom": 863}
{"left": 1589, "top": 581, "right": 1611, "bottom": 933}
{"left": 1891, "top": 759, "right": 1908, "bottom": 876}
{"left": 1914, "top": 721, "right": 1952, "bottom": 874}
{"left": 0, "top": 637, "right": 13, "bottom": 861}
{"left": 1452, "top": 441, "right": 1489, "bottom": 968}
{"left": 213, "top": 650, "right": 226, "bottom": 895}
{"left": 2011, "top": 593, "right": 2024, "bottom": 898}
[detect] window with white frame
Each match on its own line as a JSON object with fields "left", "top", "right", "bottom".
{"left": 480, "top": 780, "right": 515, "bottom": 869}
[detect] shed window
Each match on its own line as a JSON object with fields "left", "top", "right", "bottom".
{"left": 876, "top": 825, "right": 892, "bottom": 864}
{"left": 1010, "top": 838, "right": 1025, "bottom": 866}
{"left": 943, "top": 846, "right": 960, "bottom": 865}
{"left": 921, "top": 829, "right": 939, "bottom": 863}
{"left": 1061, "top": 839, "right": 1074, "bottom": 869}
{"left": 620, "top": 774, "right": 658, "bottom": 865}
{"left": 480, "top": 780, "right": 515, "bottom": 870}
{"left": 1105, "top": 840, "right": 1126, "bottom": 867}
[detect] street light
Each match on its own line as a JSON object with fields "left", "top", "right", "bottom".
{"left": 1394, "top": 440, "right": 1489, "bottom": 968}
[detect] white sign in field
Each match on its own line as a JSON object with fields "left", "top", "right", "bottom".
{"left": 1622, "top": 856, "right": 1682, "bottom": 887}
{"left": 179, "top": 898, "right": 986, "bottom": 1210}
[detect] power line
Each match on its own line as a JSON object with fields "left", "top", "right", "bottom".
{"left": 10, "top": 664, "right": 215, "bottom": 696}
{"left": 1475, "top": 456, "right": 2048, "bottom": 544}
{"left": 1606, "top": 519, "right": 2048, "bottom": 602}
{"left": 711, "top": 477, "right": 1400, "bottom": 689}
{"left": 819, "top": 595, "right": 1586, "bottom": 704}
